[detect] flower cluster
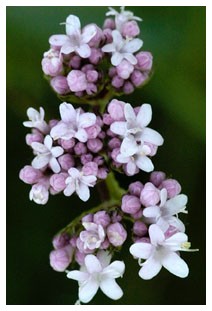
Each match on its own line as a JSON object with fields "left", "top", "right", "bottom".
{"left": 41, "top": 6, "right": 152, "bottom": 100}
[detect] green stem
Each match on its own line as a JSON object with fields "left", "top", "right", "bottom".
{"left": 105, "top": 172, "right": 125, "bottom": 201}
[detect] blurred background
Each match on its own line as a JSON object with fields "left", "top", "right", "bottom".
{"left": 6, "top": 6, "right": 205, "bottom": 305}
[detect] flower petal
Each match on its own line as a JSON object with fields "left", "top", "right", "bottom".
{"left": 75, "top": 128, "right": 88, "bottom": 142}
{"left": 136, "top": 104, "right": 152, "bottom": 128}
{"left": 110, "top": 121, "right": 127, "bottom": 136}
{"left": 100, "top": 278, "right": 123, "bottom": 300}
{"left": 50, "top": 122, "right": 75, "bottom": 140}
{"left": 130, "top": 242, "right": 153, "bottom": 259}
{"left": 76, "top": 44, "right": 91, "bottom": 58}
{"left": 67, "top": 270, "right": 88, "bottom": 282}
{"left": 143, "top": 206, "right": 160, "bottom": 218}
{"left": 123, "top": 53, "right": 137, "bottom": 65}
{"left": 164, "top": 194, "right": 188, "bottom": 216}
{"left": 141, "top": 127, "right": 164, "bottom": 146}
{"left": 31, "top": 142, "right": 48, "bottom": 154}
{"left": 123, "top": 38, "right": 143, "bottom": 53}
{"left": 51, "top": 146, "right": 64, "bottom": 158}
{"left": 76, "top": 182, "right": 90, "bottom": 202}
{"left": 81, "top": 25, "right": 97, "bottom": 43}
{"left": 79, "top": 279, "right": 99, "bottom": 303}
{"left": 78, "top": 113, "right": 96, "bottom": 128}
{"left": 49, "top": 34, "right": 69, "bottom": 47}
{"left": 116, "top": 153, "right": 129, "bottom": 164}
{"left": 138, "top": 256, "right": 162, "bottom": 280}
{"left": 103, "top": 261, "right": 125, "bottom": 279}
{"left": 149, "top": 224, "right": 165, "bottom": 246}
{"left": 97, "top": 251, "right": 112, "bottom": 268}
{"left": 32, "top": 155, "right": 49, "bottom": 169}
{"left": 124, "top": 103, "right": 136, "bottom": 123}
{"left": 44, "top": 135, "right": 53, "bottom": 150}
{"left": 81, "top": 175, "right": 97, "bottom": 186}
{"left": 84, "top": 254, "right": 102, "bottom": 273}
{"left": 161, "top": 251, "right": 189, "bottom": 278}
{"left": 135, "top": 155, "right": 154, "bottom": 172}
{"left": 60, "top": 103, "right": 76, "bottom": 123}
{"left": 66, "top": 15, "right": 81, "bottom": 36}
{"left": 63, "top": 181, "right": 75, "bottom": 197}
{"left": 120, "top": 136, "right": 138, "bottom": 156}
{"left": 126, "top": 160, "right": 137, "bottom": 175}
{"left": 49, "top": 157, "right": 61, "bottom": 173}
{"left": 111, "top": 52, "right": 124, "bottom": 66}
{"left": 102, "top": 43, "right": 116, "bottom": 53}
{"left": 60, "top": 42, "right": 75, "bottom": 55}
{"left": 165, "top": 232, "right": 188, "bottom": 249}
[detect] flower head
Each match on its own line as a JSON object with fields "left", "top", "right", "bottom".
{"left": 67, "top": 251, "right": 125, "bottom": 303}
{"left": 106, "top": 7, "right": 142, "bottom": 31}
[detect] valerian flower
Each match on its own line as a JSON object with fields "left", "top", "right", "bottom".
{"left": 49, "top": 15, "right": 96, "bottom": 58}
{"left": 130, "top": 224, "right": 193, "bottom": 279}
{"left": 67, "top": 251, "right": 125, "bottom": 303}
{"left": 102, "top": 30, "right": 143, "bottom": 66}
{"left": 23, "top": 107, "right": 49, "bottom": 134}
{"left": 50, "top": 102, "right": 96, "bottom": 142}
{"left": 79, "top": 222, "right": 106, "bottom": 250}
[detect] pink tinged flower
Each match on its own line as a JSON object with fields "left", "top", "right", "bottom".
{"left": 49, "top": 245, "right": 74, "bottom": 272}
{"left": 67, "top": 70, "right": 87, "bottom": 92}
{"left": 23, "top": 107, "right": 49, "bottom": 134}
{"left": 29, "top": 183, "right": 49, "bottom": 205}
{"left": 19, "top": 165, "right": 43, "bottom": 184}
{"left": 79, "top": 222, "right": 106, "bottom": 250}
{"left": 66, "top": 251, "right": 125, "bottom": 303}
{"left": 102, "top": 30, "right": 143, "bottom": 66}
{"left": 49, "top": 15, "right": 96, "bottom": 58}
{"left": 129, "top": 224, "right": 192, "bottom": 279}
{"left": 143, "top": 188, "right": 188, "bottom": 232}
{"left": 107, "top": 222, "right": 127, "bottom": 247}
{"left": 140, "top": 182, "right": 161, "bottom": 207}
{"left": 41, "top": 49, "right": 63, "bottom": 76}
{"left": 50, "top": 103, "right": 96, "bottom": 142}
{"left": 136, "top": 51, "right": 153, "bottom": 71}
{"left": 64, "top": 167, "right": 97, "bottom": 202}
{"left": 106, "top": 7, "right": 142, "bottom": 31}
{"left": 31, "top": 135, "right": 64, "bottom": 173}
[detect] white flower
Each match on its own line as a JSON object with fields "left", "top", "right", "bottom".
{"left": 49, "top": 15, "right": 96, "bottom": 58}
{"left": 102, "top": 30, "right": 143, "bottom": 66}
{"left": 64, "top": 167, "right": 97, "bottom": 202}
{"left": 29, "top": 183, "right": 49, "bottom": 205}
{"left": 79, "top": 222, "right": 106, "bottom": 250}
{"left": 50, "top": 103, "right": 96, "bottom": 142}
{"left": 67, "top": 251, "right": 125, "bottom": 303}
{"left": 23, "top": 107, "right": 49, "bottom": 134}
{"left": 129, "top": 224, "right": 192, "bottom": 280}
{"left": 31, "top": 135, "right": 64, "bottom": 173}
{"left": 143, "top": 188, "right": 188, "bottom": 232}
{"left": 106, "top": 6, "right": 142, "bottom": 31}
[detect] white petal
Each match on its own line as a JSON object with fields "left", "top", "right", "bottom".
{"left": 135, "top": 155, "right": 154, "bottom": 172}
{"left": 63, "top": 181, "right": 75, "bottom": 197}
{"left": 50, "top": 123, "right": 74, "bottom": 140}
{"left": 60, "top": 103, "right": 76, "bottom": 123}
{"left": 143, "top": 206, "right": 160, "bottom": 218}
{"left": 67, "top": 270, "right": 88, "bottom": 282}
{"left": 44, "top": 135, "right": 53, "bottom": 150}
{"left": 130, "top": 242, "right": 153, "bottom": 259}
{"left": 49, "top": 157, "right": 61, "bottom": 173}
{"left": 81, "top": 25, "right": 97, "bottom": 43}
{"left": 120, "top": 136, "right": 138, "bottom": 156}
{"left": 23, "top": 121, "right": 33, "bottom": 128}
{"left": 102, "top": 43, "right": 116, "bottom": 53}
{"left": 97, "top": 251, "right": 112, "bottom": 268}
{"left": 79, "top": 279, "right": 99, "bottom": 303}
{"left": 82, "top": 222, "right": 98, "bottom": 231}
{"left": 160, "top": 188, "right": 168, "bottom": 206}
{"left": 31, "top": 142, "right": 48, "bottom": 154}
{"left": 116, "top": 153, "right": 129, "bottom": 164}
{"left": 161, "top": 251, "right": 189, "bottom": 278}
{"left": 100, "top": 278, "right": 123, "bottom": 300}
{"left": 75, "top": 128, "right": 88, "bottom": 142}
{"left": 165, "top": 232, "right": 188, "bottom": 249}
{"left": 81, "top": 175, "right": 97, "bottom": 186}
{"left": 112, "top": 30, "right": 123, "bottom": 48}
{"left": 164, "top": 194, "right": 188, "bottom": 216}
{"left": 84, "top": 254, "right": 102, "bottom": 273}
{"left": 136, "top": 104, "right": 152, "bottom": 128}
{"left": 103, "top": 261, "right": 125, "bottom": 278}
{"left": 149, "top": 224, "right": 165, "bottom": 246}
{"left": 156, "top": 217, "right": 169, "bottom": 232}
{"left": 138, "top": 256, "right": 162, "bottom": 280}
{"left": 110, "top": 121, "right": 127, "bottom": 136}
{"left": 32, "top": 155, "right": 49, "bottom": 169}
{"left": 141, "top": 127, "right": 164, "bottom": 146}
{"left": 123, "top": 38, "right": 143, "bottom": 53}
{"left": 49, "top": 34, "right": 69, "bottom": 47}
{"left": 60, "top": 42, "right": 75, "bottom": 55}
{"left": 124, "top": 103, "right": 136, "bottom": 123}
{"left": 126, "top": 160, "right": 137, "bottom": 175}
{"left": 78, "top": 113, "right": 96, "bottom": 128}
{"left": 76, "top": 44, "right": 91, "bottom": 58}
{"left": 51, "top": 146, "right": 64, "bottom": 158}
{"left": 66, "top": 15, "right": 81, "bottom": 36}
{"left": 123, "top": 53, "right": 138, "bottom": 65}
{"left": 76, "top": 182, "right": 90, "bottom": 201}
{"left": 111, "top": 52, "right": 124, "bottom": 66}
{"left": 68, "top": 167, "right": 80, "bottom": 178}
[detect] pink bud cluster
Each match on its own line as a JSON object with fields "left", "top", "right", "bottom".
{"left": 49, "top": 209, "right": 127, "bottom": 271}
{"left": 41, "top": 9, "right": 152, "bottom": 99}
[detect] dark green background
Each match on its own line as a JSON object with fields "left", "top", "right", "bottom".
{"left": 7, "top": 6, "right": 206, "bottom": 305}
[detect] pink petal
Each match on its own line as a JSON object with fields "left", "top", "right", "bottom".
{"left": 123, "top": 53, "right": 137, "bottom": 65}
{"left": 102, "top": 43, "right": 116, "bottom": 53}
{"left": 126, "top": 160, "right": 137, "bottom": 175}
{"left": 116, "top": 153, "right": 129, "bottom": 164}
{"left": 143, "top": 206, "right": 160, "bottom": 218}
{"left": 31, "top": 142, "right": 48, "bottom": 153}
{"left": 124, "top": 103, "right": 136, "bottom": 123}
{"left": 130, "top": 242, "right": 153, "bottom": 259}
{"left": 136, "top": 104, "right": 152, "bottom": 128}
{"left": 50, "top": 122, "right": 75, "bottom": 140}
{"left": 63, "top": 181, "right": 75, "bottom": 196}
{"left": 81, "top": 175, "right": 97, "bottom": 186}
{"left": 60, "top": 42, "right": 75, "bottom": 55}
{"left": 44, "top": 135, "right": 53, "bottom": 150}
{"left": 32, "top": 155, "right": 49, "bottom": 169}
{"left": 51, "top": 146, "right": 64, "bottom": 158}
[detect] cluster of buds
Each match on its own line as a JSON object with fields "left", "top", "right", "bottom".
{"left": 41, "top": 7, "right": 152, "bottom": 101}
{"left": 19, "top": 6, "right": 197, "bottom": 305}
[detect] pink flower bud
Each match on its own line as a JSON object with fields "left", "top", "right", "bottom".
{"left": 112, "top": 75, "right": 124, "bottom": 88}
{"left": 131, "top": 70, "right": 147, "bottom": 87}
{"left": 133, "top": 237, "right": 150, "bottom": 244}
{"left": 93, "top": 211, "right": 111, "bottom": 227}
{"left": 50, "top": 76, "right": 70, "bottom": 95}
{"left": 117, "top": 60, "right": 134, "bottom": 79}
{"left": 111, "top": 148, "right": 120, "bottom": 161}
{"left": 74, "top": 142, "right": 87, "bottom": 155}
{"left": 69, "top": 55, "right": 81, "bottom": 69}
{"left": 133, "top": 221, "right": 148, "bottom": 237}
{"left": 140, "top": 182, "right": 160, "bottom": 207}
{"left": 86, "top": 83, "right": 97, "bottom": 95}
{"left": 50, "top": 173, "right": 68, "bottom": 192}
{"left": 19, "top": 165, "right": 42, "bottom": 184}
{"left": 41, "top": 50, "right": 63, "bottom": 76}
{"left": 107, "top": 222, "right": 127, "bottom": 247}
{"left": 108, "top": 137, "right": 121, "bottom": 149}
{"left": 131, "top": 209, "right": 143, "bottom": 220}
{"left": 87, "top": 138, "right": 103, "bottom": 153}
{"left": 123, "top": 81, "right": 134, "bottom": 94}
{"left": 76, "top": 237, "right": 93, "bottom": 254}
{"left": 49, "top": 245, "right": 74, "bottom": 272}
{"left": 60, "top": 138, "right": 75, "bottom": 150}
{"left": 81, "top": 64, "right": 94, "bottom": 73}
{"left": 93, "top": 156, "right": 104, "bottom": 166}
{"left": 86, "top": 24, "right": 103, "bottom": 47}
{"left": 159, "top": 179, "right": 181, "bottom": 198}
{"left": 108, "top": 99, "right": 125, "bottom": 121}
{"left": 97, "top": 167, "right": 108, "bottom": 179}
{"left": 100, "top": 238, "right": 110, "bottom": 249}
{"left": 103, "top": 18, "right": 115, "bottom": 30}
{"left": 129, "top": 181, "right": 144, "bottom": 197}
{"left": 89, "top": 48, "right": 103, "bottom": 64}
{"left": 25, "top": 132, "right": 43, "bottom": 145}
{"left": 80, "top": 153, "right": 93, "bottom": 165}
{"left": 103, "top": 28, "right": 113, "bottom": 43}
{"left": 85, "top": 124, "right": 101, "bottom": 139}
{"left": 52, "top": 233, "right": 70, "bottom": 249}
{"left": 75, "top": 250, "right": 86, "bottom": 265}
{"left": 67, "top": 70, "right": 87, "bottom": 92}
{"left": 82, "top": 161, "right": 98, "bottom": 176}
{"left": 103, "top": 113, "right": 113, "bottom": 125}
{"left": 86, "top": 70, "right": 99, "bottom": 83}
{"left": 109, "top": 67, "right": 117, "bottom": 78}
{"left": 144, "top": 142, "right": 158, "bottom": 156}
{"left": 111, "top": 211, "right": 122, "bottom": 223}
{"left": 70, "top": 236, "right": 77, "bottom": 248}
{"left": 122, "top": 20, "right": 140, "bottom": 38}
{"left": 150, "top": 171, "right": 166, "bottom": 187}
{"left": 82, "top": 214, "right": 93, "bottom": 223}
{"left": 121, "top": 195, "right": 141, "bottom": 214}
{"left": 136, "top": 52, "right": 153, "bottom": 71}
{"left": 58, "top": 154, "right": 75, "bottom": 170}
